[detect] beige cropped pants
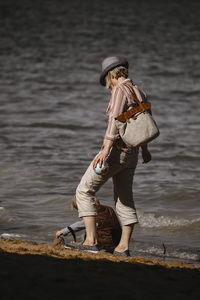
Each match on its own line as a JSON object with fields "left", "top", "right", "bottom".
{"left": 76, "top": 145, "right": 139, "bottom": 226}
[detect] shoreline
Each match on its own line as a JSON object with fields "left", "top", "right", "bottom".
{"left": 0, "top": 238, "right": 200, "bottom": 299}
{"left": 0, "top": 237, "right": 199, "bottom": 270}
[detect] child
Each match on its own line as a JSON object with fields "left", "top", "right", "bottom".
{"left": 56, "top": 196, "right": 122, "bottom": 253}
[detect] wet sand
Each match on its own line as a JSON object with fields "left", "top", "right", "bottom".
{"left": 0, "top": 237, "right": 200, "bottom": 299}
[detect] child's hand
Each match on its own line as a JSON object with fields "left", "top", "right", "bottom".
{"left": 56, "top": 230, "right": 63, "bottom": 238}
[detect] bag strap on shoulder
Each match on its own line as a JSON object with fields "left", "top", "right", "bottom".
{"left": 116, "top": 84, "right": 151, "bottom": 122}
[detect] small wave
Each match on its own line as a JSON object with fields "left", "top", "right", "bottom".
{"left": 134, "top": 244, "right": 200, "bottom": 263}
{"left": 1, "top": 233, "right": 27, "bottom": 239}
{"left": 0, "top": 208, "right": 15, "bottom": 223}
{"left": 137, "top": 245, "right": 164, "bottom": 257}
{"left": 138, "top": 212, "right": 200, "bottom": 229}
{"left": 171, "top": 251, "right": 200, "bottom": 262}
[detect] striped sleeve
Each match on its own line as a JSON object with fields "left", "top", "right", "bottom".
{"left": 104, "top": 86, "right": 126, "bottom": 141}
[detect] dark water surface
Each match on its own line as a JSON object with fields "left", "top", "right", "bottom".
{"left": 0, "top": 0, "right": 200, "bottom": 263}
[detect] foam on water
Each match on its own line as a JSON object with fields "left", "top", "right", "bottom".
{"left": 132, "top": 240, "right": 200, "bottom": 264}
{"left": 1, "top": 233, "right": 27, "bottom": 239}
{"left": 135, "top": 247, "right": 200, "bottom": 265}
{"left": 138, "top": 211, "right": 200, "bottom": 228}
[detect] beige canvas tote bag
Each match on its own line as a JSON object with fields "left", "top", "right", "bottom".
{"left": 115, "top": 85, "right": 159, "bottom": 148}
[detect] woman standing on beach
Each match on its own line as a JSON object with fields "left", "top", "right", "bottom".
{"left": 66, "top": 56, "right": 151, "bottom": 256}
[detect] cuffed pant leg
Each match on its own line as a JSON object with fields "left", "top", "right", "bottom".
{"left": 76, "top": 161, "right": 112, "bottom": 218}
{"left": 113, "top": 168, "right": 138, "bottom": 225}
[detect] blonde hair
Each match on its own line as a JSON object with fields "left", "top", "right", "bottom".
{"left": 105, "top": 66, "right": 128, "bottom": 89}
{"left": 111, "top": 66, "right": 128, "bottom": 79}
{"left": 72, "top": 195, "right": 100, "bottom": 210}
{"left": 105, "top": 72, "right": 111, "bottom": 89}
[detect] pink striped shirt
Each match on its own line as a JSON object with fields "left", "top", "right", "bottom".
{"left": 104, "top": 79, "right": 147, "bottom": 141}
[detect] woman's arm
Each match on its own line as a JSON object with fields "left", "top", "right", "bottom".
{"left": 93, "top": 86, "right": 126, "bottom": 169}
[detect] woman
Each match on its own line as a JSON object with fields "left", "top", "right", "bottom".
{"left": 66, "top": 56, "right": 151, "bottom": 256}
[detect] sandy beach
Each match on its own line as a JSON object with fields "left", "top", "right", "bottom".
{"left": 0, "top": 237, "right": 199, "bottom": 300}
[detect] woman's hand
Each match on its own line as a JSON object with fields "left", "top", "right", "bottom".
{"left": 93, "top": 139, "right": 113, "bottom": 169}
{"left": 141, "top": 144, "right": 152, "bottom": 164}
{"left": 93, "top": 148, "right": 110, "bottom": 169}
